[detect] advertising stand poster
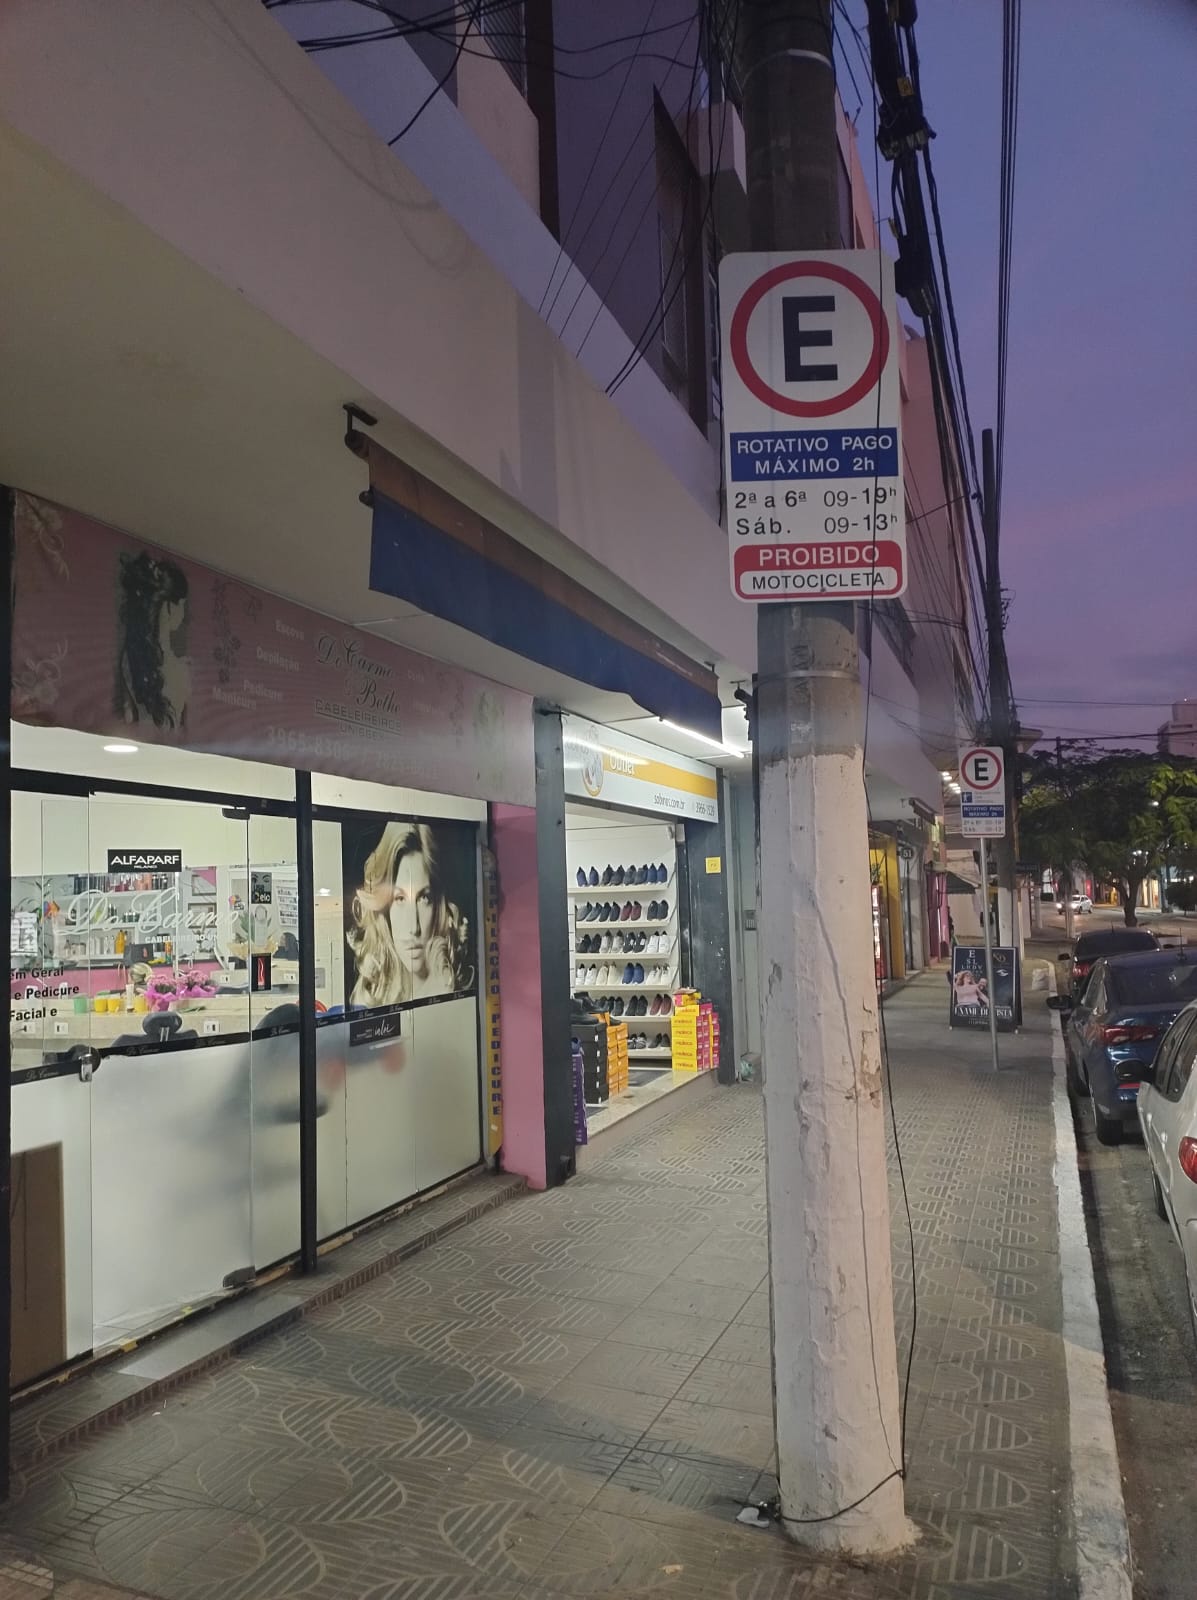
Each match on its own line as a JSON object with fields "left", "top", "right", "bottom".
{"left": 949, "top": 944, "right": 1021, "bottom": 1033}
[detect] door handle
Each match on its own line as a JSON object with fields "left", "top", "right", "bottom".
{"left": 77, "top": 1046, "right": 101, "bottom": 1082}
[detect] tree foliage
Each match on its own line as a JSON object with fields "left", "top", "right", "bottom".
{"left": 1019, "top": 747, "right": 1197, "bottom": 925}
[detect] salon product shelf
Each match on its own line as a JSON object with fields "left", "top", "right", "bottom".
{"left": 628, "top": 1048, "right": 674, "bottom": 1060}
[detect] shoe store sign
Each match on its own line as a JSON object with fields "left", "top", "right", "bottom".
{"left": 562, "top": 716, "right": 718, "bottom": 823}
{"left": 719, "top": 250, "right": 906, "bottom": 602}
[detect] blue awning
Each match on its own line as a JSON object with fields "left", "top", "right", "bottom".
{"left": 358, "top": 441, "right": 723, "bottom": 741}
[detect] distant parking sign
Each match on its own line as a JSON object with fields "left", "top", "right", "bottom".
{"left": 958, "top": 745, "right": 1006, "bottom": 838}
{"left": 719, "top": 250, "right": 905, "bottom": 603}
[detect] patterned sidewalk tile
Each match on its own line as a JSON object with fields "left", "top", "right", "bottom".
{"left": 0, "top": 973, "right": 1073, "bottom": 1599}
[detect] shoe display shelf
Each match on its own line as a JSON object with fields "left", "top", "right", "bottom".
{"left": 570, "top": 860, "right": 680, "bottom": 1068}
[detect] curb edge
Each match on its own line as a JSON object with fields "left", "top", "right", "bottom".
{"left": 1047, "top": 964, "right": 1134, "bottom": 1600}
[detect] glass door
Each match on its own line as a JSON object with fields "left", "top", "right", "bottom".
{"left": 85, "top": 794, "right": 253, "bottom": 1348}
{"left": 10, "top": 791, "right": 96, "bottom": 1373}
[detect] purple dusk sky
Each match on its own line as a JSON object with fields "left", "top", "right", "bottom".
{"left": 848, "top": 0, "right": 1197, "bottom": 748}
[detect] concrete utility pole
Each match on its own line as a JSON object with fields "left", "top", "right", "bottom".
{"left": 1057, "top": 734, "right": 1075, "bottom": 948}
{"left": 982, "top": 428, "right": 1020, "bottom": 954}
{"left": 735, "top": 0, "right": 910, "bottom": 1556}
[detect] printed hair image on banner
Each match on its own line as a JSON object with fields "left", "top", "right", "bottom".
{"left": 343, "top": 816, "right": 477, "bottom": 1009}
{"left": 115, "top": 550, "right": 192, "bottom": 731}
{"left": 7, "top": 491, "right": 536, "bottom": 805}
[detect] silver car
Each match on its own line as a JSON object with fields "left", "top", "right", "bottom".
{"left": 1056, "top": 892, "right": 1093, "bottom": 914}
{"left": 1138, "top": 996, "right": 1197, "bottom": 1340}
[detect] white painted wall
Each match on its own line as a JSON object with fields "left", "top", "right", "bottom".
{"left": 0, "top": 0, "right": 748, "bottom": 674}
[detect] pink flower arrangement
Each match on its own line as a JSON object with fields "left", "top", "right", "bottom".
{"left": 143, "top": 970, "right": 218, "bottom": 1012}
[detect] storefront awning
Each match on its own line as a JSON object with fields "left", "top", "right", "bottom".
{"left": 357, "top": 437, "right": 724, "bottom": 741}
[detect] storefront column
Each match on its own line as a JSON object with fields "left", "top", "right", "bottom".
{"left": 680, "top": 781, "right": 736, "bottom": 1084}
{"left": 295, "top": 771, "right": 318, "bottom": 1273}
{"left": 490, "top": 802, "right": 549, "bottom": 1189}
{"left": 534, "top": 707, "right": 575, "bottom": 1187}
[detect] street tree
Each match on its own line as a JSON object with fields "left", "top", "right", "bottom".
{"left": 1020, "top": 748, "right": 1197, "bottom": 926}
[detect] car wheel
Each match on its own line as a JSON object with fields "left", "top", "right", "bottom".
{"left": 1152, "top": 1167, "right": 1168, "bottom": 1220}
{"left": 1093, "top": 1106, "right": 1123, "bottom": 1146}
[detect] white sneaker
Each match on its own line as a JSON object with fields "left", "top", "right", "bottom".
{"left": 586, "top": 964, "right": 598, "bottom": 985}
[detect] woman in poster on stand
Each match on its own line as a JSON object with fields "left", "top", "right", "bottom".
{"left": 345, "top": 819, "right": 476, "bottom": 1009}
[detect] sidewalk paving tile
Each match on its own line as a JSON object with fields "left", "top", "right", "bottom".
{"left": 0, "top": 970, "right": 1076, "bottom": 1599}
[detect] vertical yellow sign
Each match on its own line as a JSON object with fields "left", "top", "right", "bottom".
{"left": 481, "top": 849, "right": 503, "bottom": 1156}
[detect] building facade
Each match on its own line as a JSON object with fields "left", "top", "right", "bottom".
{"left": 1159, "top": 699, "right": 1197, "bottom": 759}
{"left": 0, "top": 0, "right": 978, "bottom": 1420}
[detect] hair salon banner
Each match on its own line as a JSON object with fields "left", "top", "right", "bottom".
{"left": 9, "top": 492, "right": 534, "bottom": 806}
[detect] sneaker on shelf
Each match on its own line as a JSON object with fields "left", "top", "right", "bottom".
{"left": 575, "top": 867, "right": 588, "bottom": 888}
{"left": 612, "top": 997, "right": 625, "bottom": 1016}
{"left": 622, "top": 963, "right": 635, "bottom": 985}
{"left": 631, "top": 901, "right": 643, "bottom": 921}
{"left": 601, "top": 864, "right": 614, "bottom": 886}
{"left": 588, "top": 866, "right": 599, "bottom": 886}
{"left": 633, "top": 963, "right": 645, "bottom": 984}
{"left": 657, "top": 863, "right": 669, "bottom": 882}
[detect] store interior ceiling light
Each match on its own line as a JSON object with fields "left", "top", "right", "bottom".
{"left": 940, "top": 770, "right": 953, "bottom": 780}
{"left": 659, "top": 720, "right": 743, "bottom": 757}
{"left": 103, "top": 742, "right": 139, "bottom": 754}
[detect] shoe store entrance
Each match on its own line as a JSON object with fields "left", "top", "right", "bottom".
{"left": 561, "top": 717, "right": 722, "bottom": 1137}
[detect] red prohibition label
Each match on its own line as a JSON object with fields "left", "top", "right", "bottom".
{"left": 729, "top": 260, "right": 890, "bottom": 419}
{"left": 960, "top": 747, "right": 1003, "bottom": 790}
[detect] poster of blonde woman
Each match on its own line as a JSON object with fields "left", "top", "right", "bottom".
{"left": 343, "top": 817, "right": 477, "bottom": 1009}
{"left": 949, "top": 944, "right": 1020, "bottom": 1032}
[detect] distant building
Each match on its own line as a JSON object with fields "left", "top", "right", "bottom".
{"left": 1158, "top": 700, "right": 1197, "bottom": 758}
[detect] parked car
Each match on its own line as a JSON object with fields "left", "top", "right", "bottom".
{"left": 1059, "top": 926, "right": 1159, "bottom": 1006}
{"left": 1056, "top": 950, "right": 1197, "bottom": 1143}
{"left": 1056, "top": 892, "right": 1093, "bottom": 914}
{"left": 1137, "top": 994, "right": 1197, "bottom": 1340}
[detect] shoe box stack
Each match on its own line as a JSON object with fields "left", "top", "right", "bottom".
{"left": 671, "top": 991, "right": 718, "bottom": 1074}
{"left": 606, "top": 1020, "right": 629, "bottom": 1096}
{"left": 573, "top": 1018, "right": 609, "bottom": 1105}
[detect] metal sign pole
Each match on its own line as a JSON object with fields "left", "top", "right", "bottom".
{"left": 979, "top": 835, "right": 1000, "bottom": 1071}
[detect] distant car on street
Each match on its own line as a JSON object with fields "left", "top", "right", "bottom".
{"left": 1056, "top": 949, "right": 1197, "bottom": 1143}
{"left": 1137, "top": 992, "right": 1197, "bottom": 1341}
{"left": 1059, "top": 926, "right": 1159, "bottom": 1006}
{"left": 1056, "top": 892, "right": 1093, "bottom": 914}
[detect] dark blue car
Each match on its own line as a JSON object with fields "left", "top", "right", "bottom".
{"left": 1061, "top": 950, "right": 1197, "bottom": 1145}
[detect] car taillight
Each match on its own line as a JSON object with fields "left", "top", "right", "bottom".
{"left": 1179, "top": 1138, "right": 1197, "bottom": 1185}
{"left": 1073, "top": 962, "right": 1092, "bottom": 981}
{"left": 1100, "top": 1024, "right": 1161, "bottom": 1045}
